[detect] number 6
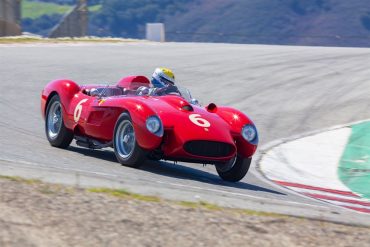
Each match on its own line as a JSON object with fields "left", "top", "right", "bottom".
{"left": 189, "top": 114, "right": 211, "bottom": 127}
{"left": 74, "top": 99, "right": 88, "bottom": 123}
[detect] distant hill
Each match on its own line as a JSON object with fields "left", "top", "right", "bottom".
{"left": 22, "top": 0, "right": 370, "bottom": 47}
{"left": 164, "top": 0, "right": 370, "bottom": 47}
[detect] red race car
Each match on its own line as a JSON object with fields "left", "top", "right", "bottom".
{"left": 41, "top": 76, "right": 258, "bottom": 182}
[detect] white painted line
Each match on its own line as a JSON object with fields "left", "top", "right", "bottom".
{"left": 154, "top": 180, "right": 329, "bottom": 209}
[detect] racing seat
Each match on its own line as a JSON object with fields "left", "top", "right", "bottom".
{"left": 82, "top": 87, "right": 123, "bottom": 97}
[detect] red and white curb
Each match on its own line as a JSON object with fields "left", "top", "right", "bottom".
{"left": 259, "top": 127, "right": 370, "bottom": 214}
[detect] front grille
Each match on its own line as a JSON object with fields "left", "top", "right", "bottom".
{"left": 184, "top": 141, "right": 234, "bottom": 157}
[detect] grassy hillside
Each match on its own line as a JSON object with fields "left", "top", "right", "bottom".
{"left": 22, "top": 0, "right": 71, "bottom": 19}
{"left": 22, "top": 0, "right": 101, "bottom": 20}
{"left": 21, "top": 0, "right": 102, "bottom": 36}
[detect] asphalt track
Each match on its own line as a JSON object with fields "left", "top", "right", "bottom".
{"left": 1, "top": 42, "right": 370, "bottom": 226}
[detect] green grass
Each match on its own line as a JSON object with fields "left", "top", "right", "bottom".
{"left": 89, "top": 4, "right": 102, "bottom": 12}
{"left": 0, "top": 175, "right": 41, "bottom": 184}
{"left": 22, "top": 0, "right": 72, "bottom": 19}
{"left": 177, "top": 201, "right": 223, "bottom": 210}
{"left": 22, "top": 1, "right": 102, "bottom": 19}
{"left": 89, "top": 187, "right": 284, "bottom": 217}
{"left": 88, "top": 188, "right": 161, "bottom": 202}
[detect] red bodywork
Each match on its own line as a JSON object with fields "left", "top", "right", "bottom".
{"left": 41, "top": 76, "right": 258, "bottom": 164}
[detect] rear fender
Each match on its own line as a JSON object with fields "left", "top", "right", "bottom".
{"left": 41, "top": 79, "right": 80, "bottom": 121}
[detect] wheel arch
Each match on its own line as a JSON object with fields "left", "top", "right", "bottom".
{"left": 113, "top": 101, "right": 162, "bottom": 151}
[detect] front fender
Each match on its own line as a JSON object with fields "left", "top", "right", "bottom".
{"left": 103, "top": 97, "right": 163, "bottom": 150}
{"left": 215, "top": 106, "right": 258, "bottom": 158}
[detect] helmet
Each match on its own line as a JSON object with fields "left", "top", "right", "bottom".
{"left": 151, "top": 67, "right": 175, "bottom": 88}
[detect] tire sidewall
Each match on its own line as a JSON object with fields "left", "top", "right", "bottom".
{"left": 113, "top": 112, "right": 146, "bottom": 167}
{"left": 216, "top": 156, "right": 251, "bottom": 182}
{"left": 45, "top": 94, "right": 73, "bottom": 148}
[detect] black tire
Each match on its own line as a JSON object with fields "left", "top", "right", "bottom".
{"left": 45, "top": 94, "right": 74, "bottom": 148}
{"left": 216, "top": 156, "right": 251, "bottom": 182}
{"left": 113, "top": 113, "right": 146, "bottom": 167}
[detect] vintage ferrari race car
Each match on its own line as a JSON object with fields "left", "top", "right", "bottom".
{"left": 41, "top": 76, "right": 258, "bottom": 182}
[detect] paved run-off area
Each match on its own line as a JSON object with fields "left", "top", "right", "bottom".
{"left": 260, "top": 121, "right": 370, "bottom": 214}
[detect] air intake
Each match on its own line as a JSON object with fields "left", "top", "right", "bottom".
{"left": 184, "top": 141, "right": 234, "bottom": 157}
{"left": 182, "top": 104, "right": 193, "bottom": 111}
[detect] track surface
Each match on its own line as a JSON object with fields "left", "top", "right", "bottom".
{"left": 1, "top": 42, "right": 370, "bottom": 225}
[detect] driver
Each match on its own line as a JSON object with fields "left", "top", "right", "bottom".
{"left": 151, "top": 67, "right": 176, "bottom": 88}
{"left": 136, "top": 67, "right": 177, "bottom": 96}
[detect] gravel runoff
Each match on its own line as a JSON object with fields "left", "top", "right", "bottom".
{"left": 0, "top": 177, "right": 369, "bottom": 247}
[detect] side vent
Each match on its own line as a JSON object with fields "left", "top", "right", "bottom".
{"left": 182, "top": 104, "right": 193, "bottom": 111}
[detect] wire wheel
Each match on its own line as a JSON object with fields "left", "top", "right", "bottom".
{"left": 115, "top": 119, "right": 135, "bottom": 159}
{"left": 113, "top": 113, "right": 147, "bottom": 168}
{"left": 47, "top": 101, "right": 63, "bottom": 140}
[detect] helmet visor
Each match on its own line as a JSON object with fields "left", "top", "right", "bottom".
{"left": 159, "top": 75, "right": 175, "bottom": 85}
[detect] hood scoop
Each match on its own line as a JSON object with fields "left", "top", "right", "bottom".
{"left": 164, "top": 95, "right": 194, "bottom": 112}
{"left": 182, "top": 104, "right": 193, "bottom": 112}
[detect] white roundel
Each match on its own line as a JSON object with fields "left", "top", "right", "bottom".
{"left": 74, "top": 99, "right": 88, "bottom": 123}
{"left": 189, "top": 114, "right": 211, "bottom": 128}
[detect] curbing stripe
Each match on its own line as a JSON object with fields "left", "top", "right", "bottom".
{"left": 303, "top": 193, "right": 370, "bottom": 207}
{"left": 344, "top": 206, "right": 370, "bottom": 214}
{"left": 273, "top": 180, "right": 359, "bottom": 198}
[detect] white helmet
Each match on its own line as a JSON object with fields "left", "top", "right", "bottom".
{"left": 151, "top": 67, "right": 175, "bottom": 88}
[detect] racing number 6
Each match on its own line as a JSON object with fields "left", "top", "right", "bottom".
{"left": 74, "top": 99, "right": 88, "bottom": 123}
{"left": 189, "top": 114, "right": 211, "bottom": 128}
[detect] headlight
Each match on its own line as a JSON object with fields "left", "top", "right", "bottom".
{"left": 146, "top": 116, "right": 163, "bottom": 137}
{"left": 241, "top": 124, "right": 258, "bottom": 144}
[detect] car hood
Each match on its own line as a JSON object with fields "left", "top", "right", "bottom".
{"left": 141, "top": 95, "right": 235, "bottom": 144}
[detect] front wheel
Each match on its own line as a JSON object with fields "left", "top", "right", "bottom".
{"left": 113, "top": 113, "right": 146, "bottom": 168}
{"left": 45, "top": 94, "right": 74, "bottom": 148}
{"left": 216, "top": 156, "right": 251, "bottom": 182}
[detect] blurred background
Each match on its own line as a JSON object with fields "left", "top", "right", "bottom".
{"left": 1, "top": 0, "right": 370, "bottom": 46}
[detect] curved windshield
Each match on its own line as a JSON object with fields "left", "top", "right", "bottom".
{"left": 121, "top": 83, "right": 199, "bottom": 105}
{"left": 150, "top": 85, "right": 194, "bottom": 102}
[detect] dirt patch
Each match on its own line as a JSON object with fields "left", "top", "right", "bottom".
{"left": 0, "top": 177, "right": 369, "bottom": 247}
{"left": 0, "top": 36, "right": 142, "bottom": 44}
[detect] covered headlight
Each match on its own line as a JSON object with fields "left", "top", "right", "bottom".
{"left": 241, "top": 124, "right": 258, "bottom": 144}
{"left": 146, "top": 116, "right": 163, "bottom": 137}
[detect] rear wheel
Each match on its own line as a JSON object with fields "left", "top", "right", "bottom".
{"left": 216, "top": 156, "right": 251, "bottom": 182}
{"left": 45, "top": 94, "right": 74, "bottom": 148}
{"left": 113, "top": 113, "right": 146, "bottom": 167}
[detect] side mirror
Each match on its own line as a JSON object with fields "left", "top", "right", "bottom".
{"left": 190, "top": 98, "right": 200, "bottom": 106}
